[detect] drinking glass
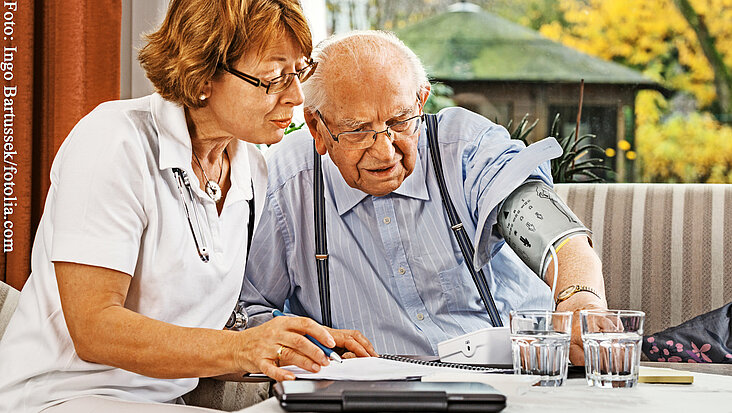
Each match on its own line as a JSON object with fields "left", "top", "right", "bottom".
{"left": 509, "top": 310, "right": 572, "bottom": 386}
{"left": 580, "top": 309, "right": 645, "bottom": 388}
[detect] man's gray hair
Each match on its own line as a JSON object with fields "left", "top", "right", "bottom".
{"left": 302, "top": 30, "right": 429, "bottom": 114}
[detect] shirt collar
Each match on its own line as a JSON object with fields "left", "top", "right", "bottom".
{"left": 325, "top": 137, "right": 430, "bottom": 216}
{"left": 151, "top": 93, "right": 253, "bottom": 202}
{"left": 152, "top": 93, "right": 192, "bottom": 172}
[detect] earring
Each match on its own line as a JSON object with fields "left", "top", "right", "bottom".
{"left": 199, "top": 93, "right": 207, "bottom": 101}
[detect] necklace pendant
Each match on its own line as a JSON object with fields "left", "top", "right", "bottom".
{"left": 205, "top": 180, "right": 222, "bottom": 203}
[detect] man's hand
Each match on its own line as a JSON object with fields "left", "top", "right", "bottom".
{"left": 544, "top": 236, "right": 607, "bottom": 366}
{"left": 556, "top": 292, "right": 607, "bottom": 366}
{"left": 326, "top": 327, "right": 379, "bottom": 359}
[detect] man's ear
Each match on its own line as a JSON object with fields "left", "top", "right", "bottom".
{"left": 305, "top": 109, "right": 328, "bottom": 155}
{"left": 418, "top": 84, "right": 431, "bottom": 112}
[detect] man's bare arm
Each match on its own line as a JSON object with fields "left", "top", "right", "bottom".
{"left": 543, "top": 236, "right": 608, "bottom": 365}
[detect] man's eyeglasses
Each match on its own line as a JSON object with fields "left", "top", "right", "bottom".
{"left": 316, "top": 98, "right": 424, "bottom": 150}
{"left": 221, "top": 60, "right": 318, "bottom": 94}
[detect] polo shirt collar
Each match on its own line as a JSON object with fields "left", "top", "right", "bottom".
{"left": 152, "top": 93, "right": 192, "bottom": 172}
{"left": 151, "top": 93, "right": 253, "bottom": 202}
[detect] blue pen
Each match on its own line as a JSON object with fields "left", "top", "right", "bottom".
{"left": 272, "top": 310, "right": 343, "bottom": 363}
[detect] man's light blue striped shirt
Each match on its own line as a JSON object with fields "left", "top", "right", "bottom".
{"left": 241, "top": 107, "right": 562, "bottom": 355}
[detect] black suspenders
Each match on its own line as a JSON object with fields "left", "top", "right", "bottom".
{"left": 313, "top": 114, "right": 503, "bottom": 328}
{"left": 423, "top": 114, "right": 503, "bottom": 327}
{"left": 246, "top": 182, "right": 255, "bottom": 260}
{"left": 313, "top": 142, "right": 332, "bottom": 327}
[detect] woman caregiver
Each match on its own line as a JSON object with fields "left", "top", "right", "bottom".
{"left": 0, "top": 0, "right": 376, "bottom": 411}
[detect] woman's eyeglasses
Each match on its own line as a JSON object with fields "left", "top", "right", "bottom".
{"left": 221, "top": 60, "right": 318, "bottom": 94}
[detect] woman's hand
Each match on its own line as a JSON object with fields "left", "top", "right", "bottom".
{"left": 57, "top": 260, "right": 373, "bottom": 381}
{"left": 235, "top": 317, "right": 376, "bottom": 381}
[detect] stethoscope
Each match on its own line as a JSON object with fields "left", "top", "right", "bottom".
{"left": 172, "top": 167, "right": 210, "bottom": 262}
{"left": 171, "top": 166, "right": 255, "bottom": 265}
{"left": 171, "top": 166, "right": 254, "bottom": 329}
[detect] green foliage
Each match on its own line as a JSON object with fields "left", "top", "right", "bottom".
{"left": 285, "top": 122, "right": 305, "bottom": 135}
{"left": 487, "top": 0, "right": 567, "bottom": 31}
{"left": 507, "top": 114, "right": 614, "bottom": 183}
{"left": 504, "top": 114, "right": 539, "bottom": 142}
{"left": 256, "top": 122, "right": 302, "bottom": 149}
{"left": 424, "top": 82, "right": 456, "bottom": 113}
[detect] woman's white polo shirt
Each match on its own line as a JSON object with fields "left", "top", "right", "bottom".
{"left": 0, "top": 93, "right": 267, "bottom": 412}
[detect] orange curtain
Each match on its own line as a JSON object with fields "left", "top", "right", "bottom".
{"left": 2, "top": 1, "right": 121, "bottom": 290}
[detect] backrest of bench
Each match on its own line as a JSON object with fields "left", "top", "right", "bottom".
{"left": 555, "top": 183, "right": 732, "bottom": 334}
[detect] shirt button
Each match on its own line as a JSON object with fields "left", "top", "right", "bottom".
{"left": 416, "top": 313, "right": 424, "bottom": 321}
{"left": 398, "top": 267, "right": 406, "bottom": 275}
{"left": 383, "top": 217, "right": 391, "bottom": 224}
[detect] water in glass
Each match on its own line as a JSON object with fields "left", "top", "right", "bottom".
{"left": 583, "top": 331, "right": 643, "bottom": 388}
{"left": 511, "top": 330, "right": 571, "bottom": 386}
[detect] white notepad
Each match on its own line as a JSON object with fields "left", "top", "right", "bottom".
{"left": 274, "top": 356, "right": 502, "bottom": 381}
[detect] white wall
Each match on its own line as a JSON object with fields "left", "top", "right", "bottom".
{"left": 120, "top": 0, "right": 170, "bottom": 100}
{"left": 294, "top": 0, "right": 327, "bottom": 124}
{"left": 302, "top": 0, "right": 328, "bottom": 44}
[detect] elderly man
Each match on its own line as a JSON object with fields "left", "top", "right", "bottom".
{"left": 241, "top": 30, "right": 607, "bottom": 364}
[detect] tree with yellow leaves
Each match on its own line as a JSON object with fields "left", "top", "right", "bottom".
{"left": 673, "top": 0, "right": 732, "bottom": 114}
{"left": 539, "top": 0, "right": 731, "bottom": 113}
{"left": 538, "top": 0, "right": 732, "bottom": 182}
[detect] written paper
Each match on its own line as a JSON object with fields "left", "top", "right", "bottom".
{"left": 274, "top": 357, "right": 496, "bottom": 381}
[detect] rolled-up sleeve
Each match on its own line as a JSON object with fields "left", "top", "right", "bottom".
{"left": 240, "top": 192, "right": 292, "bottom": 324}
{"left": 459, "top": 125, "right": 562, "bottom": 270}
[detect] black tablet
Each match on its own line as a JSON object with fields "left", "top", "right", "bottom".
{"left": 274, "top": 380, "right": 506, "bottom": 412}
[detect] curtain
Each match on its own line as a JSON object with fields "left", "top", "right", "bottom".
{"left": 2, "top": 1, "right": 121, "bottom": 290}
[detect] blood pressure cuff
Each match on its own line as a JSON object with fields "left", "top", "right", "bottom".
{"left": 497, "top": 180, "right": 591, "bottom": 279}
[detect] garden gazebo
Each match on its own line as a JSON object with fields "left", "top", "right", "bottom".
{"left": 397, "top": 3, "right": 668, "bottom": 178}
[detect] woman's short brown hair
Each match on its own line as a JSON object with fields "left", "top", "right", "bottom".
{"left": 138, "top": 0, "right": 312, "bottom": 108}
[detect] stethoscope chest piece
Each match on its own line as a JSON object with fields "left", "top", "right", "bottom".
{"left": 204, "top": 180, "right": 222, "bottom": 203}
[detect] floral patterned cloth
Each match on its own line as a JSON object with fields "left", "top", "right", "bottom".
{"left": 643, "top": 302, "right": 732, "bottom": 363}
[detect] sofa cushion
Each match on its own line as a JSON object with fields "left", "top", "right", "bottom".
{"left": 0, "top": 280, "right": 19, "bottom": 340}
{"left": 183, "top": 379, "right": 270, "bottom": 411}
{"left": 555, "top": 183, "right": 732, "bottom": 335}
{"left": 643, "top": 302, "right": 732, "bottom": 363}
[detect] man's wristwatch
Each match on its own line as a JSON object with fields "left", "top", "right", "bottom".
{"left": 555, "top": 285, "right": 602, "bottom": 305}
